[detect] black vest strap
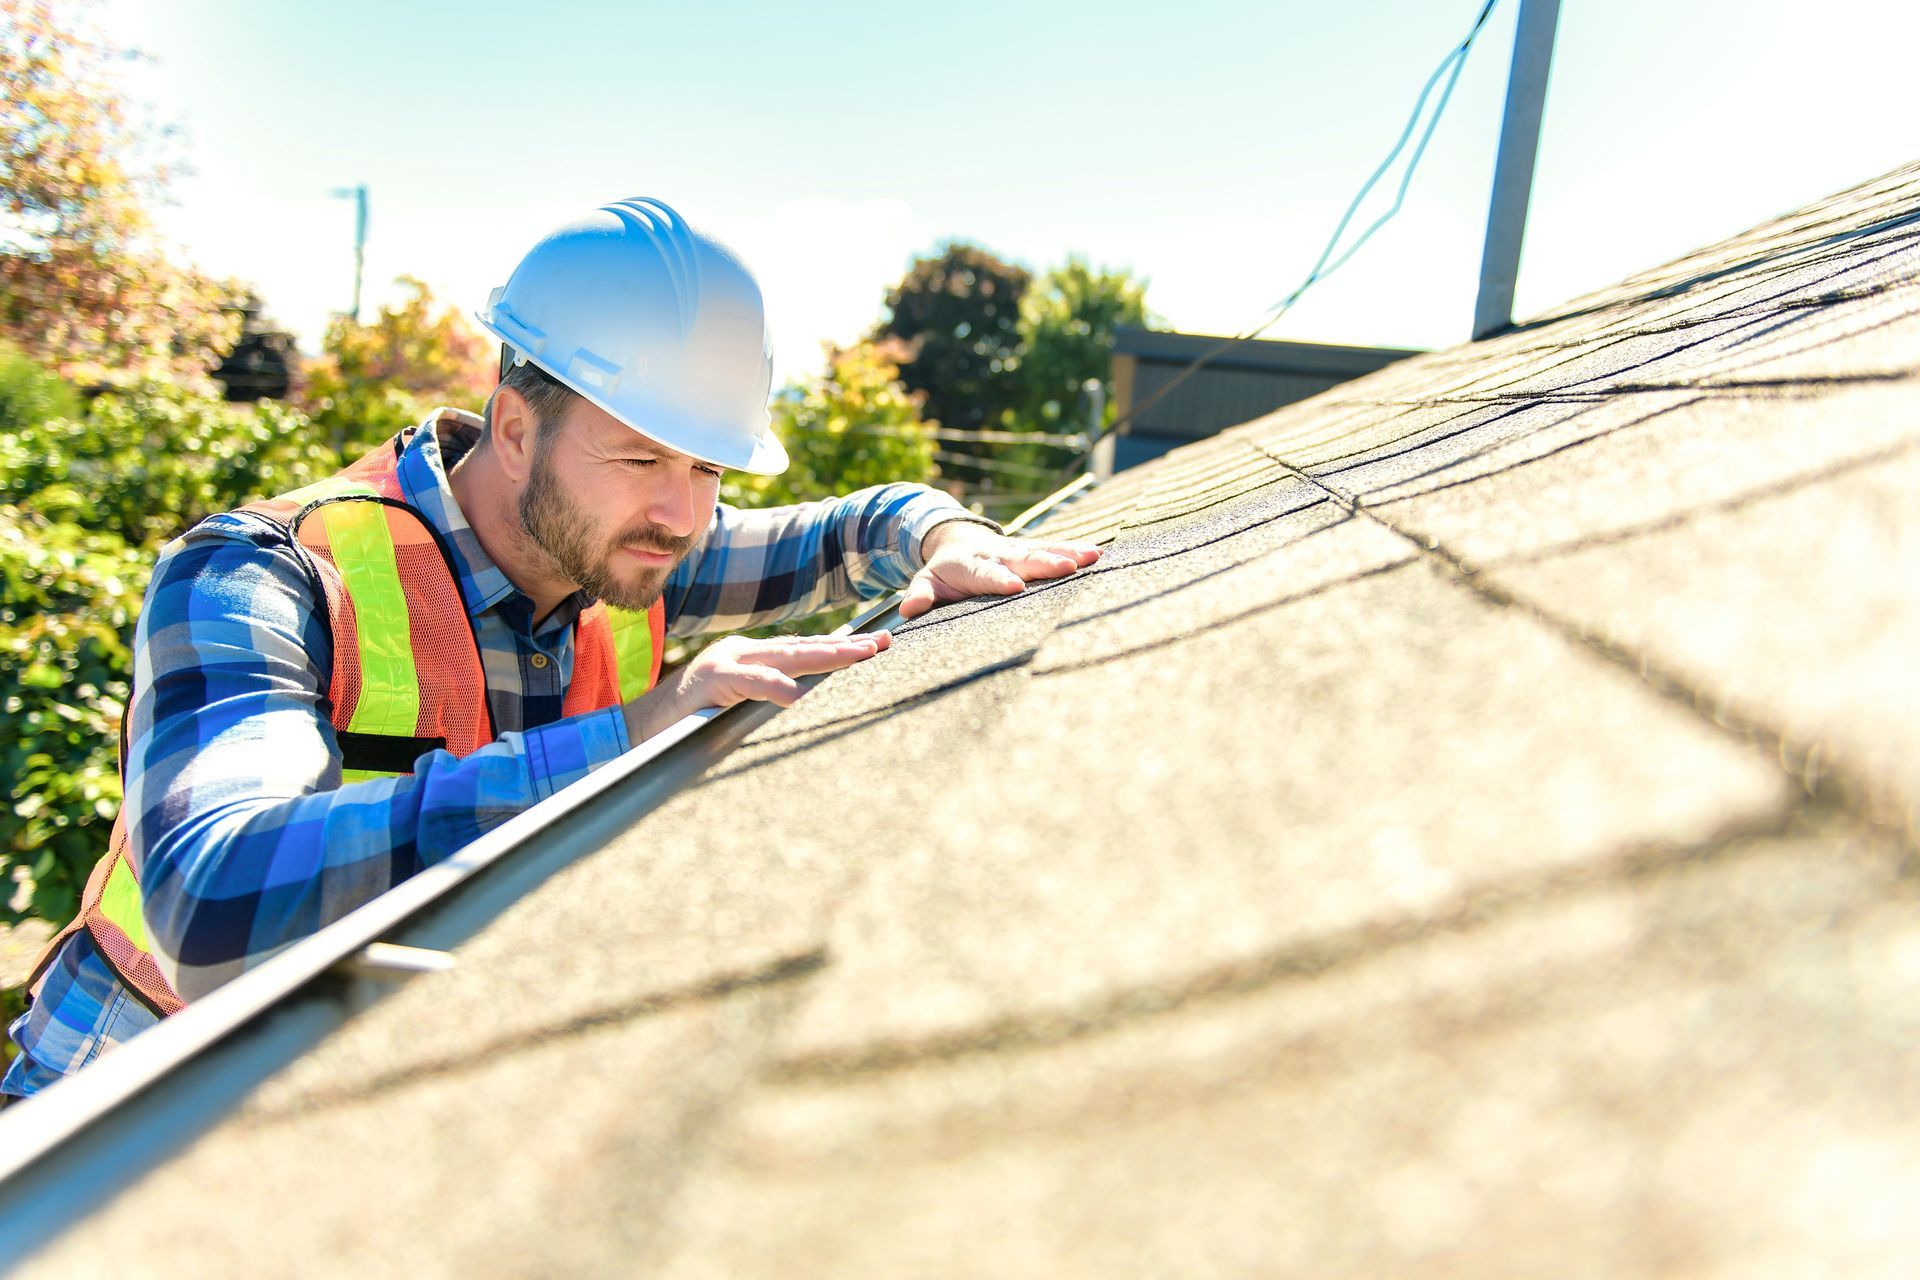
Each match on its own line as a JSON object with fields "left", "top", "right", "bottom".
{"left": 336, "top": 731, "right": 448, "bottom": 775}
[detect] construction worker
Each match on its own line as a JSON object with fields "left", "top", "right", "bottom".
{"left": 0, "top": 198, "right": 1098, "bottom": 1104}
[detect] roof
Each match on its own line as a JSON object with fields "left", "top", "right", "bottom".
{"left": 19, "top": 161, "right": 1920, "bottom": 1277}
{"left": 1108, "top": 326, "right": 1422, "bottom": 453}
{"left": 1110, "top": 325, "right": 1423, "bottom": 376}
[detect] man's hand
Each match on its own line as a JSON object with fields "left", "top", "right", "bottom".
{"left": 624, "top": 631, "right": 890, "bottom": 744}
{"left": 899, "top": 520, "right": 1101, "bottom": 620}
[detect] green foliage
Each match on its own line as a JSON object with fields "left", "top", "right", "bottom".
{"left": 0, "top": 376, "right": 342, "bottom": 928}
{"left": 0, "top": 342, "right": 80, "bottom": 433}
{"left": 868, "top": 246, "right": 1158, "bottom": 522}
{"left": 300, "top": 276, "right": 493, "bottom": 453}
{"left": 873, "top": 243, "right": 1030, "bottom": 435}
{"left": 726, "top": 341, "right": 936, "bottom": 510}
{"left": 0, "top": 502, "right": 144, "bottom": 925}
{"left": 1012, "top": 258, "right": 1155, "bottom": 431}
{"left": 1, "top": 979, "right": 25, "bottom": 1065}
{"left": 0, "top": 380, "right": 340, "bottom": 551}
{"left": 963, "top": 259, "right": 1158, "bottom": 512}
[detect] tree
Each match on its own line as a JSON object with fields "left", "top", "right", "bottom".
{"left": 0, "top": 0, "right": 237, "bottom": 385}
{"left": 873, "top": 243, "right": 1030, "bottom": 436}
{"left": 725, "top": 341, "right": 936, "bottom": 511}
{"left": 1012, "top": 258, "right": 1155, "bottom": 432}
{"left": 0, "top": 340, "right": 79, "bottom": 434}
{"left": 299, "top": 275, "right": 494, "bottom": 453}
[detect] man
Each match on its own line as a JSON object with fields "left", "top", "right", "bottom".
{"left": 1, "top": 198, "right": 1097, "bottom": 1102}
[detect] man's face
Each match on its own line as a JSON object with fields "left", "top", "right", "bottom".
{"left": 516, "top": 397, "right": 721, "bottom": 611}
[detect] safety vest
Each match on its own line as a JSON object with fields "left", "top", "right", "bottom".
{"left": 31, "top": 429, "right": 665, "bottom": 1016}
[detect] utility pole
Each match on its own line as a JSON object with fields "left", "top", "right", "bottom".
{"left": 330, "top": 184, "right": 369, "bottom": 323}
{"left": 1082, "top": 377, "right": 1112, "bottom": 481}
{"left": 1472, "top": 0, "right": 1560, "bottom": 340}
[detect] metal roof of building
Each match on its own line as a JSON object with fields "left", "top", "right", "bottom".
{"left": 16, "top": 161, "right": 1920, "bottom": 1277}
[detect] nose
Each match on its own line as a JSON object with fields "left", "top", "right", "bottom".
{"left": 643, "top": 464, "right": 700, "bottom": 539}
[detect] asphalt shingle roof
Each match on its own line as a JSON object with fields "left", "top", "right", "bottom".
{"left": 20, "top": 162, "right": 1920, "bottom": 1277}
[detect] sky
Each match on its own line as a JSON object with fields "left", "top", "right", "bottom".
{"left": 104, "top": 0, "right": 1920, "bottom": 389}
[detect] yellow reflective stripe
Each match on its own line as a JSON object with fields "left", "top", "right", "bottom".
{"left": 321, "top": 502, "right": 421, "bottom": 739}
{"left": 341, "top": 767, "right": 403, "bottom": 784}
{"left": 606, "top": 606, "right": 656, "bottom": 702}
{"left": 99, "top": 854, "right": 149, "bottom": 953}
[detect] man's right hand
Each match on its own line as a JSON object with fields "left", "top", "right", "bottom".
{"left": 622, "top": 630, "right": 891, "bottom": 745}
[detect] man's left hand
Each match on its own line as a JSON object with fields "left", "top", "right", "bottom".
{"left": 899, "top": 521, "right": 1101, "bottom": 620}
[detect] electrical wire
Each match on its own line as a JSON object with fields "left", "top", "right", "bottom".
{"left": 1080, "top": 0, "right": 1502, "bottom": 459}
{"left": 931, "top": 448, "right": 1070, "bottom": 481}
{"left": 787, "top": 420, "right": 1087, "bottom": 448}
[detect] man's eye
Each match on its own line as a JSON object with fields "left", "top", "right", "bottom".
{"left": 697, "top": 466, "right": 725, "bottom": 481}
{"left": 622, "top": 457, "right": 657, "bottom": 468}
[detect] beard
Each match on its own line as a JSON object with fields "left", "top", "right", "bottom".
{"left": 517, "top": 443, "right": 694, "bottom": 612}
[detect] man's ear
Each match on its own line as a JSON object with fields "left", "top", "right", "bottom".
{"left": 490, "top": 385, "right": 539, "bottom": 484}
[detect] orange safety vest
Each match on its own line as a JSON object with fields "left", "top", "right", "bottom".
{"left": 31, "top": 430, "right": 665, "bottom": 1015}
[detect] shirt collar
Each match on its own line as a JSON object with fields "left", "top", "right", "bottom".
{"left": 393, "top": 407, "right": 593, "bottom": 634}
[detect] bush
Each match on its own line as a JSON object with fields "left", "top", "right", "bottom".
{"left": 299, "top": 276, "right": 492, "bottom": 455}
{"left": 0, "top": 504, "right": 145, "bottom": 925}
{"left": 0, "top": 377, "right": 345, "bottom": 928}
{"left": 0, "top": 380, "right": 341, "bottom": 551}
{"left": 0, "top": 344, "right": 80, "bottom": 435}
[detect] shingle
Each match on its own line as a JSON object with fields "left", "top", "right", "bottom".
{"left": 1486, "top": 442, "right": 1920, "bottom": 822}
{"left": 765, "top": 556, "right": 1789, "bottom": 1063}
{"left": 241, "top": 651, "right": 1046, "bottom": 1109}
{"left": 652, "top": 827, "right": 1920, "bottom": 1280}
{"left": 1371, "top": 376, "right": 1920, "bottom": 560}
{"left": 23, "top": 985, "right": 790, "bottom": 1280}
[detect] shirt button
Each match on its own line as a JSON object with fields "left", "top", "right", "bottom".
{"left": 530, "top": 653, "right": 550, "bottom": 670}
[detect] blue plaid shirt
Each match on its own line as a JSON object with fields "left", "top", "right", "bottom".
{"left": 5, "top": 409, "right": 983, "bottom": 1096}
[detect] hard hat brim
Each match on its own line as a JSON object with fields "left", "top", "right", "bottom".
{"left": 477, "top": 314, "right": 790, "bottom": 477}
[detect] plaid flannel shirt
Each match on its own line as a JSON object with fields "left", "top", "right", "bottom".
{"left": 4, "top": 409, "right": 987, "bottom": 1096}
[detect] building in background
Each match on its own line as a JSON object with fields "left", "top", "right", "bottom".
{"left": 1099, "top": 326, "right": 1420, "bottom": 474}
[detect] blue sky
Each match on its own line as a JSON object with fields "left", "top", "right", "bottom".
{"left": 110, "top": 0, "right": 1919, "bottom": 386}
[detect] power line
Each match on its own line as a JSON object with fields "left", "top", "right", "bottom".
{"left": 786, "top": 420, "right": 1087, "bottom": 448}
{"left": 1082, "top": 0, "right": 1501, "bottom": 459}
{"left": 923, "top": 425, "right": 1084, "bottom": 448}
{"left": 932, "top": 448, "right": 1068, "bottom": 482}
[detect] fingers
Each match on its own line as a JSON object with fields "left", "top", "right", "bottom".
{"left": 1042, "top": 541, "right": 1102, "bottom": 568}
{"left": 899, "top": 571, "right": 939, "bottom": 620}
{"left": 635, "top": 630, "right": 892, "bottom": 736}
{"left": 713, "top": 665, "right": 804, "bottom": 708}
{"left": 731, "top": 632, "right": 890, "bottom": 678}
{"left": 963, "top": 555, "right": 1029, "bottom": 594}
{"left": 947, "top": 541, "right": 1096, "bottom": 595}
{"left": 1003, "top": 549, "right": 1079, "bottom": 580}
{"left": 1005, "top": 541, "right": 1101, "bottom": 578}
{"left": 903, "top": 537, "right": 1103, "bottom": 619}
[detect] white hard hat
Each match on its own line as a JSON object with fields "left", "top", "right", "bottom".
{"left": 477, "top": 197, "right": 787, "bottom": 475}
